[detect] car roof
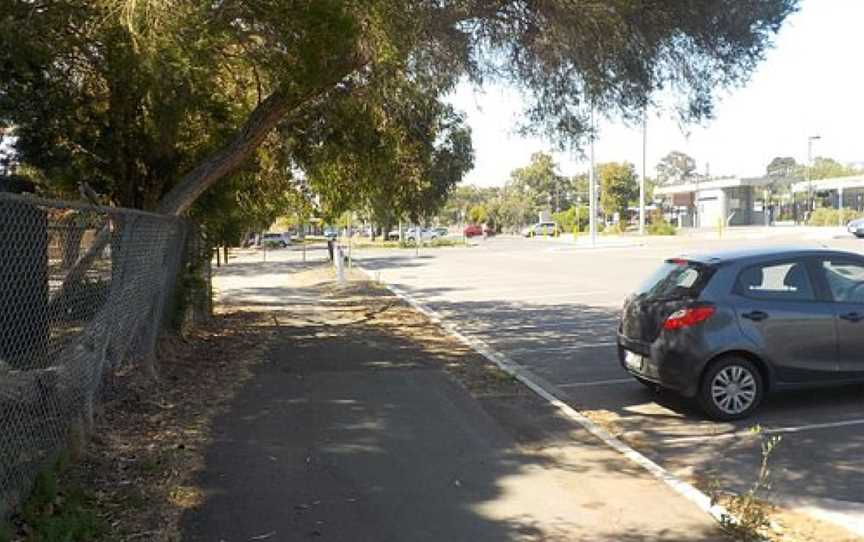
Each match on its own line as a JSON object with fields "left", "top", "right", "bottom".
{"left": 677, "top": 245, "right": 861, "bottom": 265}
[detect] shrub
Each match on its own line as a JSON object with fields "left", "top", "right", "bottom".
{"left": 808, "top": 207, "right": 863, "bottom": 226}
{"left": 603, "top": 222, "right": 626, "bottom": 235}
{"left": 14, "top": 460, "right": 105, "bottom": 542}
{"left": 648, "top": 220, "right": 677, "bottom": 236}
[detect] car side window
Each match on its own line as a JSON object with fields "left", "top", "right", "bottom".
{"left": 821, "top": 259, "right": 864, "bottom": 303}
{"left": 736, "top": 261, "right": 815, "bottom": 301}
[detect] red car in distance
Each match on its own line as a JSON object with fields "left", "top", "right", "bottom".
{"left": 464, "top": 224, "right": 494, "bottom": 238}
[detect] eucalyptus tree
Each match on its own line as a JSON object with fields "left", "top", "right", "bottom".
{"left": 1, "top": 0, "right": 799, "bottom": 217}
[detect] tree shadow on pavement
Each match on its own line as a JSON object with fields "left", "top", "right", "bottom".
{"left": 397, "top": 293, "right": 864, "bottom": 511}
{"left": 179, "top": 271, "right": 727, "bottom": 542}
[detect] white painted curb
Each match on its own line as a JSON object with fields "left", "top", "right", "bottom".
{"left": 356, "top": 265, "right": 733, "bottom": 528}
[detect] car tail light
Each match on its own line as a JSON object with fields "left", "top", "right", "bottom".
{"left": 663, "top": 306, "right": 715, "bottom": 330}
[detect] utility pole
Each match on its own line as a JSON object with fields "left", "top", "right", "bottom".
{"left": 639, "top": 110, "right": 647, "bottom": 235}
{"left": 588, "top": 106, "right": 597, "bottom": 247}
{"left": 807, "top": 135, "right": 821, "bottom": 217}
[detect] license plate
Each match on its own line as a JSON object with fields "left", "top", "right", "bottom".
{"left": 624, "top": 351, "right": 643, "bottom": 371}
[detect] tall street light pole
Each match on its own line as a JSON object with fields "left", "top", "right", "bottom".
{"left": 807, "top": 135, "right": 821, "bottom": 215}
{"left": 588, "top": 107, "right": 597, "bottom": 247}
{"left": 639, "top": 109, "right": 647, "bottom": 235}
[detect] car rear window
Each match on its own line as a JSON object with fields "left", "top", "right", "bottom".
{"left": 636, "top": 259, "right": 713, "bottom": 300}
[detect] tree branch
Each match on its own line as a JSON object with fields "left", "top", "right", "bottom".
{"left": 156, "top": 63, "right": 366, "bottom": 216}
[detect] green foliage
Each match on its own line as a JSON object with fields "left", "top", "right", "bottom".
{"left": 765, "top": 156, "right": 798, "bottom": 180}
{"left": 808, "top": 207, "right": 863, "bottom": 227}
{"left": 438, "top": 155, "right": 587, "bottom": 232}
{"left": 656, "top": 151, "right": 697, "bottom": 186}
{"left": 598, "top": 162, "right": 638, "bottom": 219}
{"left": 648, "top": 221, "right": 677, "bottom": 236}
{"left": 467, "top": 205, "right": 488, "bottom": 225}
{"left": 0, "top": 521, "right": 11, "bottom": 542}
{"left": 798, "top": 157, "right": 864, "bottom": 181}
{"left": 510, "top": 152, "right": 565, "bottom": 209}
{"left": 15, "top": 457, "right": 105, "bottom": 542}
{"left": 289, "top": 68, "right": 474, "bottom": 225}
{"left": 438, "top": 185, "right": 493, "bottom": 224}
{"left": 1, "top": 0, "right": 798, "bottom": 222}
{"left": 647, "top": 210, "right": 677, "bottom": 235}
{"left": 552, "top": 205, "right": 588, "bottom": 233}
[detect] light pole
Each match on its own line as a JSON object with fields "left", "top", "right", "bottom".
{"left": 807, "top": 135, "right": 821, "bottom": 216}
{"left": 576, "top": 196, "right": 583, "bottom": 239}
{"left": 588, "top": 107, "right": 597, "bottom": 247}
{"left": 640, "top": 109, "right": 647, "bottom": 235}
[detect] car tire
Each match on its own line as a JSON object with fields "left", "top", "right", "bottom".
{"left": 698, "top": 356, "right": 764, "bottom": 421}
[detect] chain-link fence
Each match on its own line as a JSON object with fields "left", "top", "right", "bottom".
{"left": 0, "top": 192, "right": 189, "bottom": 517}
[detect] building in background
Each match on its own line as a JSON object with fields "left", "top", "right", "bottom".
{"left": 791, "top": 174, "right": 864, "bottom": 214}
{"left": 654, "top": 176, "right": 773, "bottom": 228}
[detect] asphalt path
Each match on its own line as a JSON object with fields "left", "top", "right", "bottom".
{"left": 354, "top": 229, "right": 864, "bottom": 535}
{"left": 186, "top": 248, "right": 725, "bottom": 541}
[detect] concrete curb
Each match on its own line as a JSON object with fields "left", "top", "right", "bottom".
{"left": 356, "top": 264, "right": 733, "bottom": 529}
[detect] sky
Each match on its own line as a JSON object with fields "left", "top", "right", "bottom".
{"left": 447, "top": 0, "right": 864, "bottom": 187}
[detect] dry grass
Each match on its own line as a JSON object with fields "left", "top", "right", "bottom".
{"left": 52, "top": 311, "right": 274, "bottom": 541}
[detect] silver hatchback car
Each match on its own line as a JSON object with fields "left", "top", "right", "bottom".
{"left": 618, "top": 247, "right": 864, "bottom": 420}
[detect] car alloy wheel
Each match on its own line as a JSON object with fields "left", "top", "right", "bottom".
{"left": 699, "top": 357, "right": 763, "bottom": 420}
{"left": 711, "top": 366, "right": 756, "bottom": 414}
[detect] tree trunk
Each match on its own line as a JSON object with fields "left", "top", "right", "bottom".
{"left": 47, "top": 65, "right": 365, "bottom": 336}
{"left": 156, "top": 62, "right": 364, "bottom": 217}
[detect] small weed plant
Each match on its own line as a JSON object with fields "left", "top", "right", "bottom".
{"left": 711, "top": 425, "right": 782, "bottom": 541}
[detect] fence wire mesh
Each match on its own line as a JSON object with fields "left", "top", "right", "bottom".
{"left": 0, "top": 192, "right": 188, "bottom": 517}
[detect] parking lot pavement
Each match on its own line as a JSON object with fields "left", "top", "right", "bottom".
{"left": 354, "top": 232, "right": 864, "bottom": 535}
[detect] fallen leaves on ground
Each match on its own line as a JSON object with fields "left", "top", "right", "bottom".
{"left": 57, "top": 311, "right": 274, "bottom": 541}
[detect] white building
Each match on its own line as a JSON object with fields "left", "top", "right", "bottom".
{"left": 791, "top": 174, "right": 864, "bottom": 213}
{"left": 654, "top": 176, "right": 774, "bottom": 228}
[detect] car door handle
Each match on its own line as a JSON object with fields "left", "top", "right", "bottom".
{"left": 839, "top": 312, "right": 864, "bottom": 322}
{"left": 741, "top": 310, "right": 769, "bottom": 321}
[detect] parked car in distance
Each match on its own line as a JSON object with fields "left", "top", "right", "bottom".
{"left": 847, "top": 217, "right": 864, "bottom": 238}
{"left": 432, "top": 227, "right": 449, "bottom": 237}
{"left": 406, "top": 227, "right": 440, "bottom": 242}
{"left": 618, "top": 247, "right": 864, "bottom": 420}
{"left": 522, "top": 221, "right": 559, "bottom": 237}
{"left": 463, "top": 224, "right": 483, "bottom": 238}
{"left": 323, "top": 227, "right": 338, "bottom": 240}
{"left": 260, "top": 232, "right": 289, "bottom": 248}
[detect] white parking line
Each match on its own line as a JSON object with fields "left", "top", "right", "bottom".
{"left": 460, "top": 320, "right": 620, "bottom": 334}
{"left": 557, "top": 378, "right": 635, "bottom": 388}
{"left": 662, "top": 418, "right": 864, "bottom": 445}
{"left": 418, "top": 290, "right": 612, "bottom": 303}
{"left": 545, "top": 243, "right": 646, "bottom": 253}
{"left": 510, "top": 341, "right": 618, "bottom": 355}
